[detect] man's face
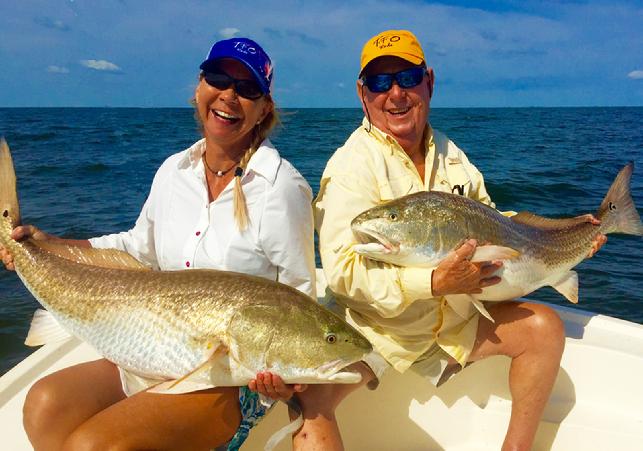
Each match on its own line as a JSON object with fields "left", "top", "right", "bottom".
{"left": 357, "top": 56, "right": 434, "bottom": 153}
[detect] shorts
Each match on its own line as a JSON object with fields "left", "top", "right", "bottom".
{"left": 224, "top": 386, "right": 275, "bottom": 451}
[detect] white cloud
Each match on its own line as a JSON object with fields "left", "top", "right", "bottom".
{"left": 47, "top": 65, "right": 69, "bottom": 74}
{"left": 219, "top": 27, "right": 240, "bottom": 39}
{"left": 628, "top": 70, "right": 643, "bottom": 80}
{"left": 80, "top": 59, "right": 121, "bottom": 72}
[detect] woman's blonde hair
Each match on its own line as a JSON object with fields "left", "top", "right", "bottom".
{"left": 232, "top": 99, "right": 279, "bottom": 230}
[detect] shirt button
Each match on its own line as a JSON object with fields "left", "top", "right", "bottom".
{"left": 185, "top": 261, "right": 190, "bottom": 267}
{"left": 195, "top": 231, "right": 201, "bottom": 236}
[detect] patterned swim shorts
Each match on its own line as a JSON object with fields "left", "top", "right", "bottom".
{"left": 225, "top": 386, "right": 275, "bottom": 451}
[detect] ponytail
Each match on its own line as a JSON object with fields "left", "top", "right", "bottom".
{"left": 232, "top": 99, "right": 279, "bottom": 230}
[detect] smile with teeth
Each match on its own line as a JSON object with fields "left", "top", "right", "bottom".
{"left": 212, "top": 109, "right": 240, "bottom": 122}
{"left": 387, "top": 106, "right": 411, "bottom": 115}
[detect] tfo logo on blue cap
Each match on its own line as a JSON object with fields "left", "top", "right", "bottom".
{"left": 200, "top": 38, "right": 273, "bottom": 94}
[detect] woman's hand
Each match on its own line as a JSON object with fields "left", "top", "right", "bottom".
{"left": 248, "top": 372, "right": 307, "bottom": 402}
{"left": 0, "top": 225, "right": 52, "bottom": 271}
{"left": 431, "top": 239, "right": 503, "bottom": 297}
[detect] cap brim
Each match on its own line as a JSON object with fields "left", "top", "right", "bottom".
{"left": 199, "top": 57, "right": 270, "bottom": 95}
{"left": 360, "top": 52, "right": 424, "bottom": 75}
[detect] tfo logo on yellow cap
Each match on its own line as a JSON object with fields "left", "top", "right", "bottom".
{"left": 360, "top": 29, "right": 426, "bottom": 74}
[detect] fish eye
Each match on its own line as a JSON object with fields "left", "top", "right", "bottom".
{"left": 389, "top": 213, "right": 398, "bottom": 221}
{"left": 325, "top": 332, "right": 337, "bottom": 344}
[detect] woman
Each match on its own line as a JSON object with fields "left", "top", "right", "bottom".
{"left": 1, "top": 37, "right": 314, "bottom": 450}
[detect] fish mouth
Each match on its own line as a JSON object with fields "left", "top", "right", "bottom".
{"left": 315, "top": 356, "right": 367, "bottom": 384}
{"left": 352, "top": 225, "right": 400, "bottom": 253}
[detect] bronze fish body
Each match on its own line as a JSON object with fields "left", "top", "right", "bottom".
{"left": 351, "top": 164, "right": 643, "bottom": 320}
{"left": 0, "top": 139, "right": 372, "bottom": 394}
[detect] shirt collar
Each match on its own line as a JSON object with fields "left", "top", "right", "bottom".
{"left": 244, "top": 139, "right": 281, "bottom": 185}
{"left": 360, "top": 117, "right": 433, "bottom": 156}
{"left": 178, "top": 137, "right": 281, "bottom": 185}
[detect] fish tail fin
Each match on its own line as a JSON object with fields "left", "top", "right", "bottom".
{"left": 596, "top": 162, "right": 643, "bottom": 236}
{"left": 0, "top": 138, "right": 21, "bottom": 239}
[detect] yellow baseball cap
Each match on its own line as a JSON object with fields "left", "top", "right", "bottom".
{"left": 360, "top": 30, "right": 425, "bottom": 75}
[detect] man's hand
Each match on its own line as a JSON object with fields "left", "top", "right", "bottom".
{"left": 431, "top": 239, "right": 503, "bottom": 297}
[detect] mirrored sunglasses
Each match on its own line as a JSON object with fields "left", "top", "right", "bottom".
{"left": 361, "top": 67, "right": 427, "bottom": 93}
{"left": 203, "top": 72, "right": 264, "bottom": 100}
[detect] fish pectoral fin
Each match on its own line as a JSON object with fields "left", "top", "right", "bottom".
{"left": 551, "top": 271, "right": 579, "bottom": 303}
{"left": 147, "top": 343, "right": 229, "bottom": 395}
{"left": 444, "top": 294, "right": 495, "bottom": 323}
{"left": 25, "top": 309, "right": 73, "bottom": 347}
{"left": 470, "top": 245, "right": 520, "bottom": 262}
{"left": 147, "top": 378, "right": 216, "bottom": 395}
{"left": 118, "top": 367, "right": 165, "bottom": 396}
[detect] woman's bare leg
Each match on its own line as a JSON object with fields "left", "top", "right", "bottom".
{"left": 469, "top": 301, "right": 565, "bottom": 451}
{"left": 23, "top": 359, "right": 126, "bottom": 450}
{"left": 23, "top": 358, "right": 242, "bottom": 451}
{"left": 63, "top": 384, "right": 241, "bottom": 451}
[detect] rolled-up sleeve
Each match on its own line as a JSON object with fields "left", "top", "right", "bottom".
{"left": 88, "top": 168, "right": 166, "bottom": 269}
{"left": 314, "top": 154, "right": 433, "bottom": 318}
{"left": 260, "top": 168, "right": 316, "bottom": 299}
{"left": 88, "top": 197, "right": 158, "bottom": 268}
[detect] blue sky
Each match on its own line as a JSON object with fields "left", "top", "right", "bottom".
{"left": 1, "top": 0, "right": 642, "bottom": 107}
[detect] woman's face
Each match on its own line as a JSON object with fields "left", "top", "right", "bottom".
{"left": 195, "top": 59, "right": 272, "bottom": 152}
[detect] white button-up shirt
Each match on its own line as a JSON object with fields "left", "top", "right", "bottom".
{"left": 90, "top": 138, "right": 316, "bottom": 299}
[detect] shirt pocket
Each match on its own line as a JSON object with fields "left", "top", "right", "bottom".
{"left": 379, "top": 175, "right": 415, "bottom": 201}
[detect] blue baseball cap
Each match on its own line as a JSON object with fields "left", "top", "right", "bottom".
{"left": 200, "top": 38, "right": 273, "bottom": 95}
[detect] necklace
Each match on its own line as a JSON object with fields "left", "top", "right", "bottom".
{"left": 202, "top": 155, "right": 240, "bottom": 177}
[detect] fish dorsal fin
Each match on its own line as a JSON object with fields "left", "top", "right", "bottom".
{"left": 25, "top": 309, "right": 73, "bottom": 346}
{"left": 551, "top": 270, "right": 579, "bottom": 303}
{"left": 147, "top": 343, "right": 228, "bottom": 395}
{"left": 511, "top": 211, "right": 590, "bottom": 230}
{"left": 32, "top": 240, "right": 150, "bottom": 270}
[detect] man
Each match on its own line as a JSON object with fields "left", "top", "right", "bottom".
{"left": 295, "top": 30, "right": 605, "bottom": 451}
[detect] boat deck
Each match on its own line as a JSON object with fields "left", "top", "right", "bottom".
{"left": 1, "top": 271, "right": 642, "bottom": 450}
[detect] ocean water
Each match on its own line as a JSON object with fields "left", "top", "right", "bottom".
{"left": 0, "top": 107, "right": 641, "bottom": 375}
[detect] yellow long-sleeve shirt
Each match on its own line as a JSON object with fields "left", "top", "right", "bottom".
{"left": 314, "top": 119, "right": 495, "bottom": 373}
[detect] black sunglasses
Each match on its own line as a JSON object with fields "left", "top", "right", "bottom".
{"left": 361, "top": 67, "right": 427, "bottom": 93}
{"left": 203, "top": 72, "right": 264, "bottom": 100}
